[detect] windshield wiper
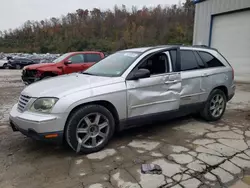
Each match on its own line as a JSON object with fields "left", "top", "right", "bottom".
{"left": 81, "top": 72, "right": 95, "bottom": 75}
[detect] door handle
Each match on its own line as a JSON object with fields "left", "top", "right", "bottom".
{"left": 202, "top": 73, "right": 209, "bottom": 77}
{"left": 165, "top": 80, "right": 178, "bottom": 84}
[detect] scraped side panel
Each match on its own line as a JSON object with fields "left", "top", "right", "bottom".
{"left": 126, "top": 73, "right": 181, "bottom": 118}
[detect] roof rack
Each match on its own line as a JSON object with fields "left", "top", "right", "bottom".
{"left": 192, "top": 45, "right": 218, "bottom": 51}
{"left": 192, "top": 44, "right": 209, "bottom": 47}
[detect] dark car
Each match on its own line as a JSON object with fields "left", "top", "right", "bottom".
{"left": 7, "top": 58, "right": 38, "bottom": 69}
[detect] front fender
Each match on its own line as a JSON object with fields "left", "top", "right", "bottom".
{"left": 52, "top": 83, "right": 127, "bottom": 121}
{"left": 37, "top": 67, "right": 62, "bottom": 75}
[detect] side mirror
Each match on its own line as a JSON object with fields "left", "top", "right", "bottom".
{"left": 131, "top": 68, "right": 150, "bottom": 80}
{"left": 64, "top": 60, "right": 72, "bottom": 65}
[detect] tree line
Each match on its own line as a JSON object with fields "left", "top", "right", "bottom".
{"left": 0, "top": 0, "right": 195, "bottom": 53}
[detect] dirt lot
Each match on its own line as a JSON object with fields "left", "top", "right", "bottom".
{"left": 0, "top": 69, "right": 250, "bottom": 188}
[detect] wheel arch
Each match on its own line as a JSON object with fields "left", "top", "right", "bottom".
{"left": 212, "top": 85, "right": 228, "bottom": 100}
{"left": 63, "top": 100, "right": 120, "bottom": 137}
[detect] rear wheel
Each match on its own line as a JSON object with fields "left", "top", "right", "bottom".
{"left": 15, "top": 65, "right": 21, "bottom": 69}
{"left": 3, "top": 63, "right": 8, "bottom": 69}
{"left": 65, "top": 105, "right": 115, "bottom": 154}
{"left": 200, "top": 89, "right": 227, "bottom": 121}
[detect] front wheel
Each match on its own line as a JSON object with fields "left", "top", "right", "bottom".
{"left": 3, "top": 63, "right": 8, "bottom": 69}
{"left": 200, "top": 89, "right": 227, "bottom": 121}
{"left": 65, "top": 105, "right": 115, "bottom": 154}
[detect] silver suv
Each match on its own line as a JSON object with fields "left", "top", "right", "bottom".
{"left": 9, "top": 45, "right": 235, "bottom": 153}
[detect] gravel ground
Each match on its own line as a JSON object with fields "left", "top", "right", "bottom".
{"left": 0, "top": 69, "right": 250, "bottom": 188}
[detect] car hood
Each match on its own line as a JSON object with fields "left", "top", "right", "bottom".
{"left": 21, "top": 73, "right": 123, "bottom": 98}
{"left": 24, "top": 62, "right": 55, "bottom": 70}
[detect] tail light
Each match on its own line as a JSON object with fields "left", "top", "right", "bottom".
{"left": 231, "top": 67, "right": 234, "bottom": 80}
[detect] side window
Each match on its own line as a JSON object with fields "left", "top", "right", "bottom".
{"left": 194, "top": 51, "right": 206, "bottom": 68}
{"left": 198, "top": 51, "right": 224, "bottom": 68}
{"left": 69, "top": 54, "right": 84, "bottom": 63}
{"left": 138, "top": 53, "right": 169, "bottom": 75}
{"left": 86, "top": 54, "right": 102, "bottom": 62}
{"left": 180, "top": 50, "right": 199, "bottom": 71}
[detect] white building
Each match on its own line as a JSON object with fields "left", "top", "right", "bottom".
{"left": 193, "top": 0, "right": 250, "bottom": 82}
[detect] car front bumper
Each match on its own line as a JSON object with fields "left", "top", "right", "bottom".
{"left": 21, "top": 75, "right": 37, "bottom": 85}
{"left": 21, "top": 69, "right": 40, "bottom": 84}
{"left": 9, "top": 104, "right": 65, "bottom": 144}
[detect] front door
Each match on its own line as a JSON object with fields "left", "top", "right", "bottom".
{"left": 64, "top": 54, "right": 85, "bottom": 74}
{"left": 126, "top": 51, "right": 182, "bottom": 118}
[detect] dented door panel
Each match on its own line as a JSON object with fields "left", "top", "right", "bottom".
{"left": 180, "top": 70, "right": 203, "bottom": 106}
{"left": 126, "top": 73, "right": 181, "bottom": 118}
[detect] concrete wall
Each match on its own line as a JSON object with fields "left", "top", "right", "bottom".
{"left": 193, "top": 0, "right": 250, "bottom": 46}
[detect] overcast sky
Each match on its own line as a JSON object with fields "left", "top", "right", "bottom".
{"left": 0, "top": 0, "right": 184, "bottom": 31}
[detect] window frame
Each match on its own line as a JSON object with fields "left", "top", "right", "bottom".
{"left": 180, "top": 50, "right": 200, "bottom": 71}
{"left": 68, "top": 54, "right": 85, "bottom": 64}
{"left": 85, "top": 53, "right": 102, "bottom": 62}
{"left": 197, "top": 51, "right": 225, "bottom": 68}
{"left": 126, "top": 49, "right": 178, "bottom": 80}
{"left": 138, "top": 53, "right": 170, "bottom": 74}
{"left": 193, "top": 51, "right": 207, "bottom": 69}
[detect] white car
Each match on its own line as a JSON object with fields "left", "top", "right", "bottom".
{"left": 0, "top": 57, "right": 8, "bottom": 69}
{"left": 9, "top": 45, "right": 235, "bottom": 153}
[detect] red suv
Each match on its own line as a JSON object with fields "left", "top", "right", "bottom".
{"left": 22, "top": 51, "right": 105, "bottom": 84}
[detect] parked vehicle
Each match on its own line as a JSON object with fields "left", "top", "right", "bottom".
{"left": 21, "top": 51, "right": 105, "bottom": 84}
{"left": 0, "top": 57, "right": 9, "bottom": 69}
{"left": 9, "top": 45, "right": 235, "bottom": 153}
{"left": 7, "top": 57, "right": 37, "bottom": 69}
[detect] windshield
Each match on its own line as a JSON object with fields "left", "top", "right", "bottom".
{"left": 52, "top": 53, "right": 71, "bottom": 63}
{"left": 83, "top": 51, "right": 140, "bottom": 77}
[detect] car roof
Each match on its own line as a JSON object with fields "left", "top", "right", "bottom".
{"left": 121, "top": 45, "right": 217, "bottom": 53}
{"left": 121, "top": 45, "right": 174, "bottom": 53}
{"left": 70, "top": 51, "right": 103, "bottom": 54}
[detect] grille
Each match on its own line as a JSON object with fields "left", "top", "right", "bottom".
{"left": 23, "top": 69, "right": 37, "bottom": 77}
{"left": 18, "top": 95, "right": 31, "bottom": 112}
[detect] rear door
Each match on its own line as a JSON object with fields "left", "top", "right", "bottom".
{"left": 197, "top": 50, "right": 227, "bottom": 102}
{"left": 177, "top": 49, "right": 204, "bottom": 106}
{"left": 84, "top": 53, "right": 103, "bottom": 70}
{"left": 126, "top": 48, "right": 182, "bottom": 118}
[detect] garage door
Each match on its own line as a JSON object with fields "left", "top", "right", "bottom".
{"left": 211, "top": 10, "right": 250, "bottom": 83}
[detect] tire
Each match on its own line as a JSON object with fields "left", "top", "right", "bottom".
{"left": 200, "top": 89, "right": 227, "bottom": 121}
{"left": 3, "top": 64, "right": 8, "bottom": 69}
{"left": 16, "top": 65, "right": 21, "bottom": 69}
{"left": 65, "top": 105, "right": 115, "bottom": 154}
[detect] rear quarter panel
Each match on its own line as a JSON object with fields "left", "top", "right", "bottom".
{"left": 199, "top": 49, "right": 234, "bottom": 102}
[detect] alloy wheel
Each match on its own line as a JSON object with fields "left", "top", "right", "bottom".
{"left": 75, "top": 112, "right": 110, "bottom": 152}
{"left": 209, "top": 94, "right": 225, "bottom": 118}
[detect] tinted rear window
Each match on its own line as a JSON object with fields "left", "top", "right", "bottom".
{"left": 86, "top": 54, "right": 102, "bottom": 62}
{"left": 198, "top": 51, "right": 224, "bottom": 68}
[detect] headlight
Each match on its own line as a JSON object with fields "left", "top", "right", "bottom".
{"left": 29, "top": 98, "right": 58, "bottom": 113}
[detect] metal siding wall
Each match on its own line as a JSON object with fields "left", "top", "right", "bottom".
{"left": 193, "top": 0, "right": 250, "bottom": 45}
